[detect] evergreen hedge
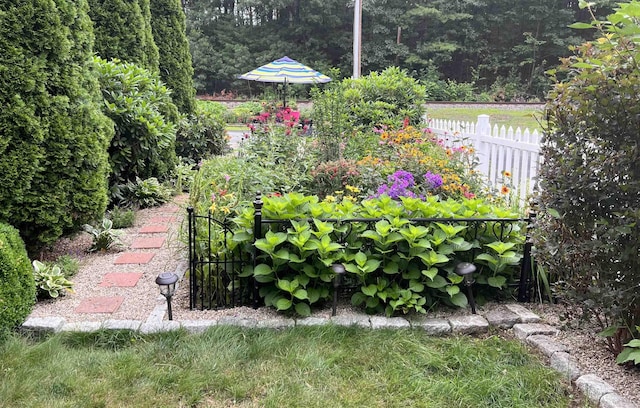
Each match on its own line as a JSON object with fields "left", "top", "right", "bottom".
{"left": 0, "top": 0, "right": 113, "bottom": 251}
{"left": 150, "top": 0, "right": 196, "bottom": 114}
{"left": 0, "top": 222, "right": 36, "bottom": 335}
{"left": 87, "top": 0, "right": 159, "bottom": 72}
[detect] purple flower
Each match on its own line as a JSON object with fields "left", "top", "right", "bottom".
{"left": 424, "top": 172, "right": 443, "bottom": 189}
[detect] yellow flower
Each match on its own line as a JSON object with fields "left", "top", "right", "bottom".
{"left": 501, "top": 186, "right": 510, "bottom": 195}
{"left": 502, "top": 171, "right": 512, "bottom": 178}
{"left": 345, "top": 185, "right": 360, "bottom": 193}
{"left": 324, "top": 195, "right": 336, "bottom": 203}
{"left": 220, "top": 206, "right": 231, "bottom": 215}
{"left": 209, "top": 203, "right": 217, "bottom": 212}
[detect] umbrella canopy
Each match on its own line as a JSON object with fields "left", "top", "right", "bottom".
{"left": 238, "top": 56, "right": 331, "bottom": 84}
{"left": 239, "top": 56, "right": 331, "bottom": 107}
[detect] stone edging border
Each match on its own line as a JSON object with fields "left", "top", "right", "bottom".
{"left": 21, "top": 300, "right": 637, "bottom": 408}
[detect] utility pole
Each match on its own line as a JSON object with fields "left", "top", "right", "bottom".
{"left": 353, "top": 0, "right": 362, "bottom": 78}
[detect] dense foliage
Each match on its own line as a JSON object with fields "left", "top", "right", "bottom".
{"left": 340, "top": 67, "right": 426, "bottom": 129}
{"left": 0, "top": 0, "right": 114, "bottom": 250}
{"left": 535, "top": 2, "right": 640, "bottom": 357}
{"left": 185, "top": 0, "right": 617, "bottom": 99}
{"left": 188, "top": 74, "right": 522, "bottom": 316}
{"left": 87, "top": 0, "right": 159, "bottom": 72}
{"left": 0, "top": 223, "right": 36, "bottom": 335}
{"left": 94, "top": 57, "right": 178, "bottom": 198}
{"left": 150, "top": 0, "right": 196, "bottom": 114}
{"left": 176, "top": 101, "right": 228, "bottom": 162}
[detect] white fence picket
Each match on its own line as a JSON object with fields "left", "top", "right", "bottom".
{"left": 428, "top": 114, "right": 541, "bottom": 203}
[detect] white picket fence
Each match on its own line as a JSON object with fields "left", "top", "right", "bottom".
{"left": 428, "top": 114, "right": 541, "bottom": 203}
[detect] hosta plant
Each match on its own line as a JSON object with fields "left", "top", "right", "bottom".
{"left": 83, "top": 218, "right": 123, "bottom": 252}
{"left": 32, "top": 260, "right": 74, "bottom": 299}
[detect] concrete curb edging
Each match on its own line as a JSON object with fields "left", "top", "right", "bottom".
{"left": 20, "top": 303, "right": 639, "bottom": 408}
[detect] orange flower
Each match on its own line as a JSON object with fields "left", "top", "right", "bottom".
{"left": 502, "top": 170, "right": 512, "bottom": 177}
{"left": 500, "top": 186, "right": 510, "bottom": 194}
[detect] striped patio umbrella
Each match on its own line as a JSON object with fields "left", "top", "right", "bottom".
{"left": 238, "top": 56, "right": 331, "bottom": 106}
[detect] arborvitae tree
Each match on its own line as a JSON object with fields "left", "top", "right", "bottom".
{"left": 0, "top": 0, "right": 114, "bottom": 251}
{"left": 87, "top": 0, "right": 159, "bottom": 72}
{"left": 150, "top": 0, "right": 195, "bottom": 114}
{"left": 138, "top": 0, "right": 160, "bottom": 73}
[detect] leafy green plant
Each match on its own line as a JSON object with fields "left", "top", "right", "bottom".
{"left": 340, "top": 67, "right": 426, "bottom": 129}
{"left": 223, "top": 193, "right": 525, "bottom": 317}
{"left": 83, "top": 218, "right": 123, "bottom": 252}
{"left": 176, "top": 101, "right": 228, "bottom": 162}
{"left": 107, "top": 206, "right": 136, "bottom": 229}
{"left": 119, "top": 177, "right": 172, "bottom": 209}
{"left": 616, "top": 326, "right": 640, "bottom": 366}
{"left": 53, "top": 255, "right": 80, "bottom": 278}
{"left": 535, "top": 1, "right": 640, "bottom": 357}
{"left": 0, "top": 222, "right": 36, "bottom": 333}
{"left": 32, "top": 260, "right": 75, "bottom": 299}
{"left": 94, "top": 57, "right": 178, "bottom": 193}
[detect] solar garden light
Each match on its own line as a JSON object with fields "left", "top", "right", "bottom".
{"left": 155, "top": 272, "right": 179, "bottom": 320}
{"left": 331, "top": 263, "right": 346, "bottom": 316}
{"left": 454, "top": 262, "right": 477, "bottom": 314}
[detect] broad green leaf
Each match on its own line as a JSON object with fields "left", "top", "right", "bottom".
{"left": 293, "top": 288, "right": 308, "bottom": 300}
{"left": 383, "top": 262, "right": 399, "bottom": 274}
{"left": 409, "top": 280, "right": 424, "bottom": 292}
{"left": 364, "top": 259, "right": 382, "bottom": 272}
{"left": 295, "top": 302, "right": 311, "bottom": 317}
{"left": 307, "top": 287, "right": 321, "bottom": 303}
{"left": 366, "top": 296, "right": 380, "bottom": 309}
{"left": 487, "top": 276, "right": 507, "bottom": 288}
{"left": 624, "top": 339, "right": 640, "bottom": 348}
{"left": 486, "top": 241, "right": 515, "bottom": 254}
{"left": 449, "top": 292, "right": 468, "bottom": 308}
{"left": 254, "top": 275, "right": 275, "bottom": 283}
{"left": 355, "top": 251, "right": 367, "bottom": 267}
{"left": 362, "top": 284, "right": 378, "bottom": 297}
{"left": 446, "top": 285, "right": 460, "bottom": 297}
{"left": 253, "top": 264, "right": 273, "bottom": 276}
{"left": 422, "top": 267, "right": 438, "bottom": 280}
{"left": 351, "top": 291, "right": 367, "bottom": 305}
{"left": 568, "top": 22, "right": 594, "bottom": 29}
{"left": 476, "top": 253, "right": 497, "bottom": 264}
{"left": 275, "top": 298, "right": 293, "bottom": 311}
{"left": 425, "top": 275, "right": 448, "bottom": 288}
{"left": 547, "top": 208, "right": 561, "bottom": 218}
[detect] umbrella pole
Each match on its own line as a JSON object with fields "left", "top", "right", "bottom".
{"left": 283, "top": 79, "right": 287, "bottom": 108}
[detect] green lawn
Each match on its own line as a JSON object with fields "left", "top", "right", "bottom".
{"left": 425, "top": 105, "right": 545, "bottom": 131}
{"left": 0, "top": 326, "right": 583, "bottom": 408}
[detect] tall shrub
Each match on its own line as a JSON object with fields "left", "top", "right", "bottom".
{"left": 535, "top": 2, "right": 640, "bottom": 355}
{"left": 0, "top": 223, "right": 36, "bottom": 335}
{"left": 176, "top": 101, "right": 228, "bottom": 162}
{"left": 87, "top": 0, "right": 159, "bottom": 72}
{"left": 150, "top": 0, "right": 196, "bottom": 114}
{"left": 95, "top": 57, "right": 178, "bottom": 194}
{"left": 323, "top": 67, "right": 425, "bottom": 130}
{"left": 0, "top": 0, "right": 113, "bottom": 250}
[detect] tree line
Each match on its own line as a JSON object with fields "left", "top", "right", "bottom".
{"left": 185, "top": 0, "right": 615, "bottom": 99}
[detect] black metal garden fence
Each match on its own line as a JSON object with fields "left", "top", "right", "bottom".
{"left": 187, "top": 193, "right": 536, "bottom": 311}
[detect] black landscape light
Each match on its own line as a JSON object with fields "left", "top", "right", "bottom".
{"left": 331, "top": 264, "right": 346, "bottom": 317}
{"left": 454, "top": 262, "right": 477, "bottom": 314}
{"left": 156, "top": 272, "right": 179, "bottom": 320}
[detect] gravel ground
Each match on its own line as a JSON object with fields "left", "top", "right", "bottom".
{"left": 32, "top": 198, "right": 640, "bottom": 405}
